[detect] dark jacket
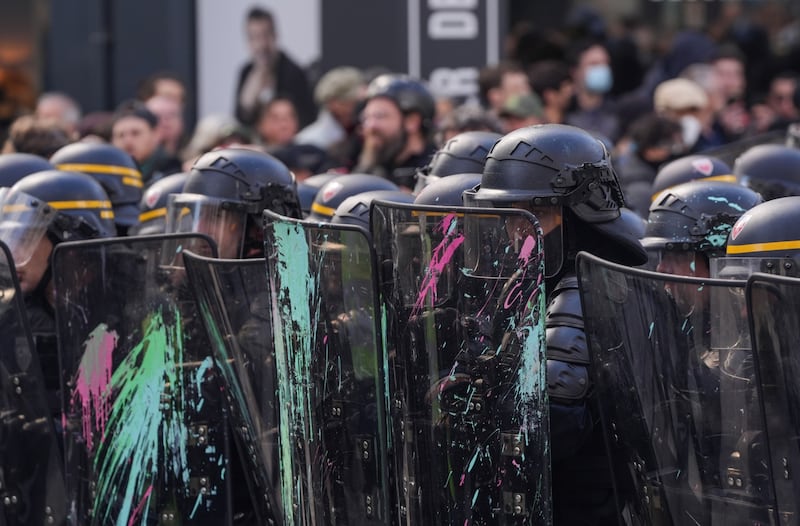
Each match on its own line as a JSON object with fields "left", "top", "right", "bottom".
{"left": 235, "top": 51, "right": 317, "bottom": 129}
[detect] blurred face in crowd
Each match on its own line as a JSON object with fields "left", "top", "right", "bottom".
{"left": 153, "top": 78, "right": 186, "bottom": 107}
{"left": 146, "top": 96, "right": 184, "bottom": 150}
{"left": 500, "top": 72, "right": 531, "bottom": 102}
{"left": 257, "top": 98, "right": 299, "bottom": 146}
{"left": 576, "top": 45, "right": 611, "bottom": 92}
{"left": 768, "top": 77, "right": 798, "bottom": 121}
{"left": 712, "top": 58, "right": 745, "bottom": 101}
{"left": 360, "top": 97, "right": 408, "bottom": 165}
{"left": 247, "top": 17, "right": 277, "bottom": 65}
{"left": 112, "top": 115, "right": 159, "bottom": 163}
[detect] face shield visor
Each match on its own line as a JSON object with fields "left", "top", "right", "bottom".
{"left": 165, "top": 193, "right": 247, "bottom": 259}
{"left": 0, "top": 188, "right": 58, "bottom": 268}
{"left": 464, "top": 191, "right": 562, "bottom": 278}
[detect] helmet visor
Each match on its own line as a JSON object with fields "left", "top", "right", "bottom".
{"left": 166, "top": 193, "right": 246, "bottom": 259}
{"left": 465, "top": 192, "right": 563, "bottom": 278}
{"left": 644, "top": 248, "right": 705, "bottom": 277}
{"left": 0, "top": 188, "right": 56, "bottom": 267}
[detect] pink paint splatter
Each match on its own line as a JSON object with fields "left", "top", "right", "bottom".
{"left": 71, "top": 324, "right": 117, "bottom": 452}
{"left": 517, "top": 235, "right": 536, "bottom": 265}
{"left": 127, "top": 484, "right": 154, "bottom": 526}
{"left": 412, "top": 214, "right": 465, "bottom": 315}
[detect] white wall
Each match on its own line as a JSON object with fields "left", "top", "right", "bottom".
{"left": 196, "top": 0, "right": 320, "bottom": 120}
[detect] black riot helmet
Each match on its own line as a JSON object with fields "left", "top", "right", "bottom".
{"left": 365, "top": 74, "right": 436, "bottom": 132}
{"left": 0, "top": 170, "right": 115, "bottom": 270}
{"left": 167, "top": 147, "right": 301, "bottom": 258}
{"left": 129, "top": 172, "right": 187, "bottom": 236}
{"left": 414, "top": 172, "right": 483, "bottom": 207}
{"left": 307, "top": 173, "right": 399, "bottom": 222}
{"left": 650, "top": 155, "right": 735, "bottom": 201}
{"left": 466, "top": 123, "right": 646, "bottom": 275}
{"left": 50, "top": 142, "right": 143, "bottom": 230}
{"left": 734, "top": 144, "right": 800, "bottom": 201}
{"left": 715, "top": 197, "right": 800, "bottom": 278}
{"left": 297, "top": 172, "right": 338, "bottom": 217}
{"left": 0, "top": 153, "right": 53, "bottom": 188}
{"left": 643, "top": 181, "right": 762, "bottom": 274}
{"left": 331, "top": 190, "right": 414, "bottom": 233}
{"left": 415, "top": 131, "right": 501, "bottom": 193}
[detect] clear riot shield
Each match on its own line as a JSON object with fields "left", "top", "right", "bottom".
{"left": 576, "top": 251, "right": 776, "bottom": 525}
{"left": 182, "top": 252, "right": 281, "bottom": 525}
{"left": 52, "top": 234, "right": 232, "bottom": 526}
{"left": 0, "top": 241, "right": 66, "bottom": 525}
{"left": 262, "top": 210, "right": 391, "bottom": 526}
{"left": 747, "top": 272, "right": 800, "bottom": 524}
{"left": 371, "top": 202, "right": 550, "bottom": 526}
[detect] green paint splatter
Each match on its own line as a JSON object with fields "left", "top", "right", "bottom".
{"left": 268, "top": 220, "right": 318, "bottom": 526}
{"left": 92, "top": 307, "right": 190, "bottom": 526}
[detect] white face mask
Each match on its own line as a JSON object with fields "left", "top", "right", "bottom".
{"left": 680, "top": 115, "right": 702, "bottom": 148}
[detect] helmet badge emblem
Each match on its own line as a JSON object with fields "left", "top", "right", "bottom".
{"left": 145, "top": 189, "right": 161, "bottom": 209}
{"left": 322, "top": 181, "right": 343, "bottom": 203}
{"left": 692, "top": 158, "right": 714, "bottom": 176}
{"left": 731, "top": 213, "right": 751, "bottom": 241}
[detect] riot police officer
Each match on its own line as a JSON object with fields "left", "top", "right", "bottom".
{"left": 413, "top": 130, "right": 501, "bottom": 193}
{"left": 643, "top": 180, "right": 762, "bottom": 279}
{"left": 165, "top": 147, "right": 302, "bottom": 258}
{"left": 465, "top": 123, "right": 647, "bottom": 525}
{"left": 50, "top": 142, "right": 144, "bottom": 235}
{"left": 129, "top": 171, "right": 187, "bottom": 236}
{"left": 0, "top": 170, "right": 116, "bottom": 412}
{"left": 650, "top": 155, "right": 735, "bottom": 205}
{"left": 719, "top": 196, "right": 800, "bottom": 277}
{"left": 733, "top": 144, "right": 800, "bottom": 201}
{"left": 0, "top": 153, "right": 53, "bottom": 188}
{"left": 306, "top": 173, "right": 399, "bottom": 222}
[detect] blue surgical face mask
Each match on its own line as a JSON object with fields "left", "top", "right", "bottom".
{"left": 584, "top": 64, "right": 613, "bottom": 94}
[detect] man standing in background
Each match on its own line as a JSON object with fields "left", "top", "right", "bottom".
{"left": 234, "top": 7, "right": 316, "bottom": 129}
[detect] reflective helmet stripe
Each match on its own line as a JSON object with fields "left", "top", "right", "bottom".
{"left": 55, "top": 163, "right": 143, "bottom": 188}
{"left": 727, "top": 239, "right": 800, "bottom": 254}
{"left": 139, "top": 207, "right": 167, "bottom": 223}
{"left": 48, "top": 200, "right": 113, "bottom": 210}
{"left": 311, "top": 201, "right": 336, "bottom": 217}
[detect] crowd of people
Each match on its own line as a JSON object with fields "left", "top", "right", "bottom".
{"left": 2, "top": 3, "right": 800, "bottom": 525}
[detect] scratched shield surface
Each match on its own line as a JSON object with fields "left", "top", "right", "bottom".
{"left": 0, "top": 241, "right": 66, "bottom": 524}
{"left": 371, "top": 201, "right": 550, "bottom": 526}
{"left": 183, "top": 252, "right": 281, "bottom": 524}
{"left": 52, "top": 234, "right": 232, "bottom": 526}
{"left": 263, "top": 210, "right": 391, "bottom": 526}
{"left": 747, "top": 273, "right": 800, "bottom": 523}
{"left": 577, "top": 252, "right": 777, "bottom": 525}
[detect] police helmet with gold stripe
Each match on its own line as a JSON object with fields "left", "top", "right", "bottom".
{"left": 51, "top": 142, "right": 143, "bottom": 230}
{"left": 0, "top": 170, "right": 115, "bottom": 256}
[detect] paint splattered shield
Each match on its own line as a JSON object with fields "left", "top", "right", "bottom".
{"left": 262, "top": 210, "right": 392, "bottom": 525}
{"left": 52, "top": 234, "right": 234, "bottom": 525}
{"left": 371, "top": 201, "right": 550, "bottom": 525}
{"left": 182, "top": 252, "right": 281, "bottom": 525}
{"left": 0, "top": 240, "right": 66, "bottom": 524}
{"left": 576, "top": 251, "right": 776, "bottom": 524}
{"left": 747, "top": 273, "right": 800, "bottom": 522}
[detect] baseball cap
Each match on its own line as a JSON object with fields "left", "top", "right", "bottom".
{"left": 498, "top": 93, "right": 544, "bottom": 119}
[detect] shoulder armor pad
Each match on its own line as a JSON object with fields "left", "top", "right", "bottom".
{"left": 547, "top": 358, "right": 590, "bottom": 401}
{"left": 546, "top": 275, "right": 589, "bottom": 365}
